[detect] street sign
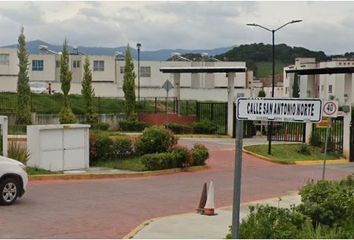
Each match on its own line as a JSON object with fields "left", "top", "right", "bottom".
{"left": 236, "top": 98, "right": 323, "bottom": 123}
{"left": 322, "top": 100, "right": 338, "bottom": 118}
{"left": 162, "top": 80, "right": 173, "bottom": 93}
{"left": 316, "top": 117, "right": 331, "bottom": 128}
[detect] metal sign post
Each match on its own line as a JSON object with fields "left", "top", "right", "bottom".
{"left": 321, "top": 118, "right": 331, "bottom": 180}
{"left": 231, "top": 117, "right": 243, "bottom": 239}
{"left": 162, "top": 80, "right": 173, "bottom": 113}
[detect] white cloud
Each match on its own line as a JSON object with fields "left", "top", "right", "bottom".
{"left": 0, "top": 1, "right": 353, "bottom": 54}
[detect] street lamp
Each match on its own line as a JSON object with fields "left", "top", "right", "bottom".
{"left": 136, "top": 42, "right": 142, "bottom": 101}
{"left": 247, "top": 20, "right": 302, "bottom": 155}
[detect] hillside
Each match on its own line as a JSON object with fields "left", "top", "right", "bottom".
{"left": 215, "top": 43, "right": 329, "bottom": 77}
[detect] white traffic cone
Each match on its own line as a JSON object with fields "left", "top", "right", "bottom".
{"left": 204, "top": 180, "right": 216, "bottom": 216}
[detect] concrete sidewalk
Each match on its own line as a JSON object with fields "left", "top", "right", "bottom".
{"left": 130, "top": 192, "right": 301, "bottom": 239}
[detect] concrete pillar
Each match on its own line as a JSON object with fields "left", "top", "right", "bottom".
{"left": 173, "top": 73, "right": 181, "bottom": 114}
{"left": 227, "top": 72, "right": 235, "bottom": 136}
{"left": 343, "top": 110, "right": 351, "bottom": 159}
{"left": 305, "top": 122, "right": 312, "bottom": 144}
{"left": 0, "top": 116, "right": 8, "bottom": 157}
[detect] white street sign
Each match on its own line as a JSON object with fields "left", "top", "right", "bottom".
{"left": 236, "top": 98, "right": 323, "bottom": 123}
{"left": 322, "top": 100, "right": 338, "bottom": 118}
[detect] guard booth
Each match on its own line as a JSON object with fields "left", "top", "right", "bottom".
{"left": 160, "top": 66, "right": 247, "bottom": 136}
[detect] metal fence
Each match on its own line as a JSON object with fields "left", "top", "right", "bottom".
{"left": 196, "top": 102, "right": 228, "bottom": 134}
{"left": 311, "top": 117, "right": 344, "bottom": 153}
{"left": 269, "top": 122, "right": 306, "bottom": 142}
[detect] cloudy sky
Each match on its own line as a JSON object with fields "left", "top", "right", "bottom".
{"left": 0, "top": 1, "right": 353, "bottom": 54}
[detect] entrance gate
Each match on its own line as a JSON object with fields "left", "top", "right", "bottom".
{"left": 196, "top": 102, "right": 227, "bottom": 134}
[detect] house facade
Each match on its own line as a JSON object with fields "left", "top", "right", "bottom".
{"left": 0, "top": 47, "right": 254, "bottom": 101}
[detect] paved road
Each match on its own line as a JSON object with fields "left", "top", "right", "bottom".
{"left": 1, "top": 138, "right": 352, "bottom": 238}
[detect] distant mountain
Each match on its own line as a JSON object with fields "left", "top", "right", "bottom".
{"left": 214, "top": 43, "right": 329, "bottom": 77}
{"left": 2, "top": 40, "right": 233, "bottom": 61}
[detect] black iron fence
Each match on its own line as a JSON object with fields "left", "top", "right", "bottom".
{"left": 311, "top": 117, "right": 344, "bottom": 153}
{"left": 196, "top": 102, "right": 228, "bottom": 134}
{"left": 269, "top": 122, "right": 306, "bottom": 142}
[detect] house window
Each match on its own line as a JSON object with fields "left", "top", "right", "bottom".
{"left": 56, "top": 60, "right": 60, "bottom": 68}
{"left": 140, "top": 66, "right": 151, "bottom": 77}
{"left": 32, "top": 60, "right": 44, "bottom": 71}
{"left": 120, "top": 66, "right": 125, "bottom": 74}
{"left": 0, "top": 54, "right": 9, "bottom": 65}
{"left": 321, "top": 85, "right": 324, "bottom": 91}
{"left": 93, "top": 60, "right": 104, "bottom": 71}
{"left": 73, "top": 60, "right": 81, "bottom": 68}
{"left": 285, "top": 87, "right": 289, "bottom": 94}
{"left": 328, "top": 85, "right": 333, "bottom": 94}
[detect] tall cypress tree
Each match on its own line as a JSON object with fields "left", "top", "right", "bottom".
{"left": 16, "top": 27, "right": 32, "bottom": 125}
{"left": 123, "top": 45, "right": 137, "bottom": 121}
{"left": 81, "top": 56, "right": 98, "bottom": 124}
{"left": 59, "top": 39, "right": 76, "bottom": 123}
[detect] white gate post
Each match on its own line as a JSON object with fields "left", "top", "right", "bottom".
{"left": 227, "top": 72, "right": 235, "bottom": 136}
{"left": 0, "top": 116, "right": 8, "bottom": 157}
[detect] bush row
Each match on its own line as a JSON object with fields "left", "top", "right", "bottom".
{"left": 90, "top": 126, "right": 209, "bottom": 169}
{"left": 227, "top": 175, "right": 354, "bottom": 239}
{"left": 165, "top": 120, "right": 218, "bottom": 134}
{"left": 141, "top": 144, "right": 209, "bottom": 170}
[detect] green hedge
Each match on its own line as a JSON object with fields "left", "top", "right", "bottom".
{"left": 118, "top": 120, "right": 150, "bottom": 132}
{"left": 136, "top": 127, "right": 177, "bottom": 155}
{"left": 165, "top": 123, "right": 193, "bottom": 134}
{"left": 191, "top": 144, "right": 209, "bottom": 166}
{"left": 192, "top": 120, "right": 218, "bottom": 134}
{"left": 227, "top": 175, "right": 354, "bottom": 239}
{"left": 89, "top": 133, "right": 133, "bottom": 164}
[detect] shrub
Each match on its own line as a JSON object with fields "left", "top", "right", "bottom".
{"left": 310, "top": 132, "right": 322, "bottom": 147}
{"left": 297, "top": 144, "right": 311, "bottom": 155}
{"left": 136, "top": 127, "right": 177, "bottom": 155}
{"left": 118, "top": 120, "right": 150, "bottom": 132}
{"left": 296, "top": 176, "right": 354, "bottom": 228}
{"left": 238, "top": 205, "right": 307, "bottom": 239}
{"left": 93, "top": 133, "right": 114, "bottom": 163}
{"left": 111, "top": 136, "right": 133, "bottom": 157}
{"left": 8, "top": 141, "right": 30, "bottom": 165}
{"left": 59, "top": 107, "right": 77, "bottom": 124}
{"left": 89, "top": 133, "right": 134, "bottom": 164}
{"left": 165, "top": 123, "right": 193, "bottom": 134}
{"left": 91, "top": 122, "right": 110, "bottom": 131}
{"left": 192, "top": 120, "right": 217, "bottom": 134}
{"left": 140, "top": 152, "right": 176, "bottom": 170}
{"left": 191, "top": 144, "right": 209, "bottom": 166}
{"left": 170, "top": 145, "right": 192, "bottom": 168}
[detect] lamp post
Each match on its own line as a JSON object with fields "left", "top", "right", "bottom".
{"left": 136, "top": 43, "right": 141, "bottom": 101}
{"left": 247, "top": 20, "right": 302, "bottom": 155}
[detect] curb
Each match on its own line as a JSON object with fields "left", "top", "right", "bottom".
{"left": 243, "top": 149, "right": 349, "bottom": 165}
{"left": 28, "top": 165, "right": 209, "bottom": 181}
{"left": 123, "top": 191, "right": 300, "bottom": 239}
{"left": 294, "top": 159, "right": 349, "bottom": 165}
{"left": 242, "top": 149, "right": 290, "bottom": 164}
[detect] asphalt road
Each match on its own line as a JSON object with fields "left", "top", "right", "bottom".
{"left": 1, "top": 139, "right": 352, "bottom": 238}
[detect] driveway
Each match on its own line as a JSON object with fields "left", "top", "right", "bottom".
{"left": 0, "top": 138, "right": 352, "bottom": 238}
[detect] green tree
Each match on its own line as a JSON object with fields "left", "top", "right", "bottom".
{"left": 292, "top": 75, "right": 300, "bottom": 98}
{"left": 258, "top": 89, "right": 266, "bottom": 97}
{"left": 81, "top": 56, "right": 98, "bottom": 124}
{"left": 16, "top": 27, "right": 32, "bottom": 125}
{"left": 59, "top": 39, "right": 76, "bottom": 123}
{"left": 123, "top": 45, "right": 137, "bottom": 121}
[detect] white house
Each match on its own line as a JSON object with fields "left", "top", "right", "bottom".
{"left": 0, "top": 47, "right": 254, "bottom": 101}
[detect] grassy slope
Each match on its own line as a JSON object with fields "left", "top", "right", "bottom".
{"left": 255, "top": 61, "right": 287, "bottom": 78}
{"left": 244, "top": 144, "right": 340, "bottom": 163}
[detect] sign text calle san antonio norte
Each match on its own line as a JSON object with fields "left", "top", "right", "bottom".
{"left": 236, "top": 98, "right": 323, "bottom": 123}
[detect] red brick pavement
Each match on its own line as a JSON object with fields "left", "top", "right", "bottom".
{"left": 0, "top": 139, "right": 350, "bottom": 238}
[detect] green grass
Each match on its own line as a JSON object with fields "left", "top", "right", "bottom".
{"left": 244, "top": 144, "right": 341, "bottom": 163}
{"left": 0, "top": 92, "right": 195, "bottom": 115}
{"left": 93, "top": 156, "right": 146, "bottom": 171}
{"left": 26, "top": 167, "right": 63, "bottom": 175}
